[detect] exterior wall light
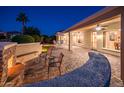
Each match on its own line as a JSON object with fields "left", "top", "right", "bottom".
{"left": 95, "top": 24, "right": 102, "bottom": 31}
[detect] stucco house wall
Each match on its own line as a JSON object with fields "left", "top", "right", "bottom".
{"left": 58, "top": 18, "right": 121, "bottom": 57}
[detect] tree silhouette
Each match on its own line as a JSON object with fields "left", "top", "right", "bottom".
{"left": 16, "top": 12, "right": 29, "bottom": 34}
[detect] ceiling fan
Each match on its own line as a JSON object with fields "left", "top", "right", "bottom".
{"left": 95, "top": 24, "right": 108, "bottom": 31}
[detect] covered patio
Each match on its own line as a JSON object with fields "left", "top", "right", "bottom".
{"left": 56, "top": 7, "right": 124, "bottom": 85}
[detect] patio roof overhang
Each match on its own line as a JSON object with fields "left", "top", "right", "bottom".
{"left": 59, "top": 6, "right": 124, "bottom": 83}
{"left": 63, "top": 6, "right": 123, "bottom": 33}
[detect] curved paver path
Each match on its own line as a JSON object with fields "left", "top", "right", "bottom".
{"left": 23, "top": 45, "right": 123, "bottom": 87}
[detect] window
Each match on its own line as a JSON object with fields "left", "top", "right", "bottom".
{"left": 103, "top": 31, "right": 120, "bottom": 51}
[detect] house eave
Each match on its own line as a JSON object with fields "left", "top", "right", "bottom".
{"left": 63, "top": 6, "right": 122, "bottom": 33}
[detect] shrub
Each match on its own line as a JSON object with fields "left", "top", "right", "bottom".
{"left": 41, "top": 35, "right": 56, "bottom": 44}
{"left": 24, "top": 26, "right": 41, "bottom": 36}
{"left": 0, "top": 35, "right": 6, "bottom": 40}
{"left": 11, "top": 35, "right": 35, "bottom": 43}
{"left": 31, "top": 35, "right": 41, "bottom": 42}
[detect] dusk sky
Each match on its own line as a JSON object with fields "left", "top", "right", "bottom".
{"left": 0, "top": 6, "right": 105, "bottom": 36}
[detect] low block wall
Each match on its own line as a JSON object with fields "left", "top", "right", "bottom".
{"left": 0, "top": 42, "right": 17, "bottom": 86}
{"left": 16, "top": 43, "right": 42, "bottom": 57}
{"left": 0, "top": 42, "right": 42, "bottom": 86}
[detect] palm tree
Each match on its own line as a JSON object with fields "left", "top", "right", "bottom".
{"left": 16, "top": 12, "right": 29, "bottom": 34}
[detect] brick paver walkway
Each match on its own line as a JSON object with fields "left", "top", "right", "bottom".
{"left": 23, "top": 45, "right": 123, "bottom": 87}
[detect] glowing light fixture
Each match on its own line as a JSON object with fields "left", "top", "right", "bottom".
{"left": 95, "top": 24, "right": 102, "bottom": 31}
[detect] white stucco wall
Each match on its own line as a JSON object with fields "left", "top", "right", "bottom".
{"left": 71, "top": 30, "right": 92, "bottom": 49}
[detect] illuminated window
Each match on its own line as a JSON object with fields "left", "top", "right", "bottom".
{"left": 103, "top": 31, "right": 120, "bottom": 51}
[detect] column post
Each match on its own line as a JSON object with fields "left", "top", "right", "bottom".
{"left": 121, "top": 8, "right": 124, "bottom": 84}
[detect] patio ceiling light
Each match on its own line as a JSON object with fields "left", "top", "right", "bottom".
{"left": 95, "top": 24, "right": 102, "bottom": 31}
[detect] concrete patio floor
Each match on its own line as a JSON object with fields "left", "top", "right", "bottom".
{"left": 23, "top": 45, "right": 124, "bottom": 87}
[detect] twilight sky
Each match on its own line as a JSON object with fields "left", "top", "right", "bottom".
{"left": 0, "top": 6, "right": 105, "bottom": 36}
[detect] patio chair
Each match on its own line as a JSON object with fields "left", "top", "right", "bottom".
{"left": 47, "top": 52, "right": 64, "bottom": 79}
{"left": 40, "top": 46, "right": 54, "bottom": 66}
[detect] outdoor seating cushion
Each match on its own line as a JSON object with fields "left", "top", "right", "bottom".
{"left": 24, "top": 52, "right": 111, "bottom": 87}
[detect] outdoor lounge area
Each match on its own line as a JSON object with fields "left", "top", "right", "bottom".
{"left": 0, "top": 43, "right": 123, "bottom": 87}
{"left": 0, "top": 42, "right": 123, "bottom": 87}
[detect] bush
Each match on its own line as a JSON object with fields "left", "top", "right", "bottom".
{"left": 31, "top": 35, "right": 41, "bottom": 42}
{"left": 0, "top": 35, "right": 6, "bottom": 40}
{"left": 11, "top": 35, "right": 35, "bottom": 43}
{"left": 24, "top": 26, "right": 41, "bottom": 36}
